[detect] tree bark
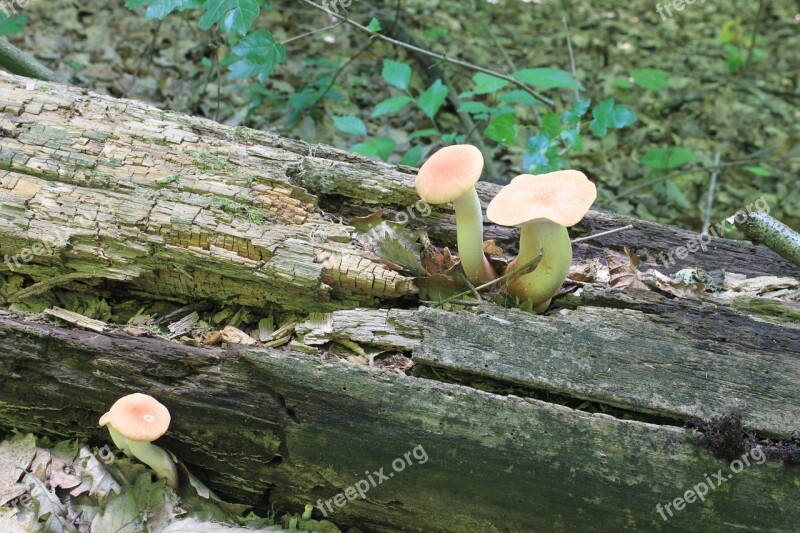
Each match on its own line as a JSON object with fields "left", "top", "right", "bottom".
{"left": 0, "top": 72, "right": 798, "bottom": 532}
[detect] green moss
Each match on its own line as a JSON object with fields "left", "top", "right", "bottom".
{"left": 732, "top": 297, "right": 800, "bottom": 324}
{"left": 131, "top": 135, "right": 168, "bottom": 146}
{"left": 210, "top": 195, "right": 270, "bottom": 226}
{"left": 193, "top": 150, "right": 237, "bottom": 173}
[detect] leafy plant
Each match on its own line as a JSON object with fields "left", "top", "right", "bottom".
{"left": 125, "top": 1, "right": 640, "bottom": 177}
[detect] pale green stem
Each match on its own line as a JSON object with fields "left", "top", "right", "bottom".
{"left": 127, "top": 439, "right": 179, "bottom": 490}
{"left": 507, "top": 220, "right": 571, "bottom": 312}
{"left": 107, "top": 425, "right": 132, "bottom": 457}
{"left": 452, "top": 187, "right": 496, "bottom": 284}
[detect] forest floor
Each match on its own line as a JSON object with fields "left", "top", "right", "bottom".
{"left": 8, "top": 0, "right": 800, "bottom": 230}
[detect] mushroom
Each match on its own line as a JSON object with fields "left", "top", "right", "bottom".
{"left": 415, "top": 144, "right": 496, "bottom": 284}
{"left": 99, "top": 393, "right": 179, "bottom": 489}
{"left": 487, "top": 171, "right": 596, "bottom": 312}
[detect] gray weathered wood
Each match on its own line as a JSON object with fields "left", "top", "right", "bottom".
{"left": 0, "top": 314, "right": 797, "bottom": 532}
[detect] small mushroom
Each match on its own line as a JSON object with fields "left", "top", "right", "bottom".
{"left": 99, "top": 393, "right": 178, "bottom": 489}
{"left": 416, "top": 145, "right": 497, "bottom": 284}
{"left": 487, "top": 171, "right": 596, "bottom": 312}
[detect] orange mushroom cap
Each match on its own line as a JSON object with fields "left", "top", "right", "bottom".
{"left": 487, "top": 171, "right": 597, "bottom": 227}
{"left": 99, "top": 393, "right": 171, "bottom": 442}
{"left": 415, "top": 145, "right": 484, "bottom": 204}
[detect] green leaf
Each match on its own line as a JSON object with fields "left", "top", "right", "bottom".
{"left": 562, "top": 98, "right": 591, "bottom": 125}
{"left": 409, "top": 129, "right": 438, "bottom": 139}
{"left": 228, "top": 29, "right": 285, "bottom": 83}
{"left": 630, "top": 69, "right": 670, "bottom": 91}
{"left": 401, "top": 145, "right": 423, "bottom": 167}
{"left": 612, "top": 78, "right": 634, "bottom": 90}
{"left": 417, "top": 79, "right": 449, "bottom": 119}
{"left": 457, "top": 101, "right": 492, "bottom": 118}
{"left": 472, "top": 72, "right": 510, "bottom": 95}
{"left": 199, "top": 0, "right": 259, "bottom": 35}
{"left": 540, "top": 112, "right": 561, "bottom": 140}
{"left": 127, "top": 0, "right": 203, "bottom": 18}
{"left": 641, "top": 147, "right": 695, "bottom": 170}
{"left": 332, "top": 115, "right": 367, "bottom": 136}
{"left": 351, "top": 137, "right": 395, "bottom": 161}
{"left": 0, "top": 14, "right": 25, "bottom": 36}
{"left": 512, "top": 68, "right": 583, "bottom": 90}
{"left": 423, "top": 27, "right": 448, "bottom": 39}
{"left": 484, "top": 114, "right": 518, "bottom": 145}
{"left": 371, "top": 96, "right": 413, "bottom": 117}
{"left": 498, "top": 90, "right": 541, "bottom": 106}
{"left": 743, "top": 166, "right": 772, "bottom": 177}
{"left": 366, "top": 17, "right": 382, "bottom": 32}
{"left": 560, "top": 128, "right": 583, "bottom": 150}
{"left": 382, "top": 60, "right": 412, "bottom": 91}
{"left": 589, "top": 98, "right": 637, "bottom": 137}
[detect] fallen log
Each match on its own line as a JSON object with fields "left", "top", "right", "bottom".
{"left": 0, "top": 72, "right": 798, "bottom": 532}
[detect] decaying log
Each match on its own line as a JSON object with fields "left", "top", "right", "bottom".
{"left": 1, "top": 72, "right": 799, "bottom": 532}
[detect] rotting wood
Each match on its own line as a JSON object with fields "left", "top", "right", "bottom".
{"left": 0, "top": 72, "right": 799, "bottom": 531}
{"left": 0, "top": 315, "right": 798, "bottom": 532}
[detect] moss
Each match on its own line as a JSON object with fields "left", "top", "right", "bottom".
{"left": 210, "top": 195, "right": 271, "bottom": 226}
{"left": 131, "top": 135, "right": 168, "bottom": 146}
{"left": 732, "top": 297, "right": 800, "bottom": 325}
{"left": 193, "top": 150, "right": 237, "bottom": 174}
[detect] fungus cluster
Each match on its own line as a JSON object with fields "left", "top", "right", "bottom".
{"left": 415, "top": 146, "right": 596, "bottom": 313}
{"left": 99, "top": 393, "right": 179, "bottom": 489}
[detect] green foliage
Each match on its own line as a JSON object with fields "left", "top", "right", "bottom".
{"left": 332, "top": 115, "right": 367, "bottom": 136}
{"left": 641, "top": 147, "right": 695, "bottom": 170}
{"left": 381, "top": 59, "right": 412, "bottom": 91}
{"left": 630, "top": 69, "right": 670, "bottom": 91}
{"left": 417, "top": 79, "right": 449, "bottom": 119}
{"left": 228, "top": 29, "right": 285, "bottom": 82}
{"left": 0, "top": 14, "right": 26, "bottom": 36}
{"left": 126, "top": 2, "right": 645, "bottom": 176}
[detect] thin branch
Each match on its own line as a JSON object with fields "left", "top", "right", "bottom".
{"left": 282, "top": 21, "right": 343, "bottom": 45}
{"left": 701, "top": 153, "right": 720, "bottom": 234}
{"left": 298, "top": 0, "right": 555, "bottom": 108}
{"left": 423, "top": 253, "right": 543, "bottom": 307}
{"left": 0, "top": 37, "right": 56, "bottom": 82}
{"left": 613, "top": 156, "right": 794, "bottom": 199}
{"left": 562, "top": 17, "right": 580, "bottom": 102}
{"left": 742, "top": 0, "right": 765, "bottom": 72}
{"left": 571, "top": 225, "right": 634, "bottom": 244}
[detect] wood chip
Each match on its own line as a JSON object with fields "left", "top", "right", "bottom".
{"left": 43, "top": 307, "right": 106, "bottom": 333}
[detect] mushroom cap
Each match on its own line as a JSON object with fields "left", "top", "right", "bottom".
{"left": 99, "top": 393, "right": 171, "bottom": 442}
{"left": 415, "top": 145, "right": 483, "bottom": 204}
{"left": 487, "top": 171, "right": 596, "bottom": 227}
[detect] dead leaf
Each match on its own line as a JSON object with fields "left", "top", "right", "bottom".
{"left": 0, "top": 433, "right": 36, "bottom": 506}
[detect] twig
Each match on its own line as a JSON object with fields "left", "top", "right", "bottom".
{"left": 562, "top": 17, "right": 580, "bottom": 102}
{"left": 125, "top": 19, "right": 163, "bottom": 98}
{"left": 701, "top": 153, "right": 720, "bottom": 234}
{"left": 613, "top": 156, "right": 795, "bottom": 199}
{"left": 735, "top": 211, "right": 800, "bottom": 267}
{"left": 282, "top": 21, "right": 343, "bottom": 45}
{"left": 298, "top": 0, "right": 555, "bottom": 108}
{"left": 742, "top": 0, "right": 765, "bottom": 72}
{"left": 425, "top": 253, "right": 543, "bottom": 307}
{"left": 0, "top": 37, "right": 56, "bottom": 82}
{"left": 571, "top": 224, "right": 634, "bottom": 244}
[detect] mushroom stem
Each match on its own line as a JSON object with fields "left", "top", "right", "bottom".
{"left": 506, "top": 220, "right": 571, "bottom": 312}
{"left": 106, "top": 425, "right": 132, "bottom": 457}
{"left": 452, "top": 187, "right": 496, "bottom": 284}
{"left": 127, "top": 439, "right": 179, "bottom": 490}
